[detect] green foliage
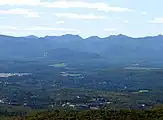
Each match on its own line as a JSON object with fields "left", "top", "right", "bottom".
{"left": 5, "top": 107, "right": 163, "bottom": 120}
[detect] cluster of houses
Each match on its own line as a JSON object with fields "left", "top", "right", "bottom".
{"left": 58, "top": 96, "right": 113, "bottom": 110}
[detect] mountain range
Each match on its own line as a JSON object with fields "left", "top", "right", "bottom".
{"left": 0, "top": 34, "right": 163, "bottom": 65}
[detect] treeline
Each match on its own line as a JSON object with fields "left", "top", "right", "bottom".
{"left": 7, "top": 107, "right": 163, "bottom": 120}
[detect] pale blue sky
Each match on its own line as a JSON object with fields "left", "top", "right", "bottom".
{"left": 0, "top": 0, "right": 163, "bottom": 38}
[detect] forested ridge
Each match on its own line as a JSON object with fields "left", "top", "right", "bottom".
{"left": 1, "top": 106, "right": 163, "bottom": 120}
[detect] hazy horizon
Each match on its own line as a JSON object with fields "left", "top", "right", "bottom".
{"left": 1, "top": 33, "right": 163, "bottom": 39}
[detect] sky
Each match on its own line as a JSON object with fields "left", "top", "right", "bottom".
{"left": 0, "top": 0, "right": 163, "bottom": 38}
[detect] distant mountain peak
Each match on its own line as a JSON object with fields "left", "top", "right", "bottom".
{"left": 44, "top": 34, "right": 83, "bottom": 41}
{"left": 110, "top": 34, "right": 130, "bottom": 38}
{"left": 157, "top": 34, "right": 163, "bottom": 37}
{"left": 0, "top": 34, "right": 14, "bottom": 37}
{"left": 61, "top": 34, "right": 81, "bottom": 37}
{"left": 86, "top": 36, "right": 101, "bottom": 40}
{"left": 25, "top": 35, "right": 38, "bottom": 39}
{"left": 106, "top": 34, "right": 132, "bottom": 40}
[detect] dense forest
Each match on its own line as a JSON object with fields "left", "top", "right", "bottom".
{"left": 1, "top": 106, "right": 163, "bottom": 120}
